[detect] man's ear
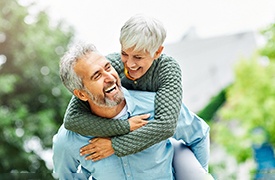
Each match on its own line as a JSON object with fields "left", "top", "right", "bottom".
{"left": 73, "top": 89, "right": 88, "bottom": 101}
{"left": 153, "top": 46, "right": 164, "bottom": 59}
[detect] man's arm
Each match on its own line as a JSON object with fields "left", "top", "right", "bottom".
{"left": 173, "top": 103, "right": 210, "bottom": 171}
{"left": 52, "top": 132, "right": 91, "bottom": 179}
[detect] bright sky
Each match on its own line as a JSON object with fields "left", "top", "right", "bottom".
{"left": 25, "top": 0, "right": 275, "bottom": 54}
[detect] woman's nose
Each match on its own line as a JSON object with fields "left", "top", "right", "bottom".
{"left": 126, "top": 58, "right": 136, "bottom": 68}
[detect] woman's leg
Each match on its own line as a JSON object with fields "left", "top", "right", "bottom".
{"left": 170, "top": 138, "right": 214, "bottom": 180}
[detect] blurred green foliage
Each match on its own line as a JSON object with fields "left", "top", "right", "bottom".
{"left": 261, "top": 23, "right": 275, "bottom": 59}
{"left": 0, "top": 0, "right": 74, "bottom": 178}
{"left": 212, "top": 23, "right": 275, "bottom": 163}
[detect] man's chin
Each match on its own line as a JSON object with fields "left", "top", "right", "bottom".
{"left": 104, "top": 91, "right": 124, "bottom": 106}
{"left": 104, "top": 98, "right": 123, "bottom": 107}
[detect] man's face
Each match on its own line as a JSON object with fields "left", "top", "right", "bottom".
{"left": 74, "top": 52, "right": 124, "bottom": 107}
{"left": 120, "top": 47, "right": 156, "bottom": 80}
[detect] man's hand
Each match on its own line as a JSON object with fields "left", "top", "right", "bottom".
{"left": 80, "top": 137, "right": 114, "bottom": 161}
{"left": 128, "top": 114, "right": 150, "bottom": 131}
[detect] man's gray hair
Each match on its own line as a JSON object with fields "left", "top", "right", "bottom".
{"left": 120, "top": 14, "right": 166, "bottom": 57}
{"left": 59, "top": 42, "right": 98, "bottom": 93}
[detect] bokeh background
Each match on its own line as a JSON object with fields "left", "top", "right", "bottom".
{"left": 1, "top": 0, "right": 275, "bottom": 179}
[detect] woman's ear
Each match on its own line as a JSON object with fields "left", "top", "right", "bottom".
{"left": 73, "top": 89, "right": 88, "bottom": 101}
{"left": 154, "top": 46, "right": 164, "bottom": 59}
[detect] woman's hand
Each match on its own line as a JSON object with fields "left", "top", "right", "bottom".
{"left": 128, "top": 114, "right": 150, "bottom": 131}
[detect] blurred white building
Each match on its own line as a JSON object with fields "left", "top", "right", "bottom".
{"left": 163, "top": 29, "right": 258, "bottom": 112}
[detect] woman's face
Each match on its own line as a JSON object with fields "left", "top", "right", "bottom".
{"left": 120, "top": 46, "right": 162, "bottom": 80}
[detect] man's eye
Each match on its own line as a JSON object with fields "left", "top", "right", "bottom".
{"left": 106, "top": 65, "right": 111, "bottom": 71}
{"left": 94, "top": 73, "right": 101, "bottom": 80}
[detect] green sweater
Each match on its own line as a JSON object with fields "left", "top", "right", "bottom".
{"left": 64, "top": 53, "right": 183, "bottom": 157}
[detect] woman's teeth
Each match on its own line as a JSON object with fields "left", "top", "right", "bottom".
{"left": 129, "top": 67, "right": 139, "bottom": 71}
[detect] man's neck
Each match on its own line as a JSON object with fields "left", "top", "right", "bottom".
{"left": 88, "top": 100, "right": 126, "bottom": 118}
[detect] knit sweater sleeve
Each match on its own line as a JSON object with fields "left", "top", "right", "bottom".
{"left": 64, "top": 95, "right": 130, "bottom": 137}
{"left": 64, "top": 53, "right": 130, "bottom": 137}
{"left": 112, "top": 57, "right": 183, "bottom": 156}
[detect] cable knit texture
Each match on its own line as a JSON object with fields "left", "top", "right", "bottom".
{"left": 64, "top": 53, "right": 183, "bottom": 156}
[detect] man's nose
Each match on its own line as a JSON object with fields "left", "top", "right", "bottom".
{"left": 104, "top": 72, "right": 116, "bottom": 82}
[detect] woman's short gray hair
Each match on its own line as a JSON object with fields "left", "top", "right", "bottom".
{"left": 59, "top": 42, "right": 98, "bottom": 93}
{"left": 120, "top": 14, "right": 166, "bottom": 57}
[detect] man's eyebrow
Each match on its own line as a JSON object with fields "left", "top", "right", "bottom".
{"left": 105, "top": 62, "right": 111, "bottom": 68}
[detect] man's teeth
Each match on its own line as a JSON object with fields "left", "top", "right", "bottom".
{"left": 105, "top": 85, "right": 116, "bottom": 93}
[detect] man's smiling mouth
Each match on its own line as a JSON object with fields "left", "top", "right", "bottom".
{"left": 105, "top": 84, "right": 116, "bottom": 93}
